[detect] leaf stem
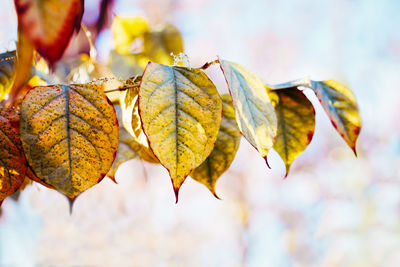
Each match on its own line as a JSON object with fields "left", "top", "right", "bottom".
{"left": 199, "top": 59, "right": 220, "bottom": 70}
{"left": 267, "top": 77, "right": 312, "bottom": 90}
{"left": 81, "top": 23, "right": 97, "bottom": 60}
{"left": 103, "top": 84, "right": 138, "bottom": 93}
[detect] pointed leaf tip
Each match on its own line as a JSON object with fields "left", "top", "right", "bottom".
{"left": 352, "top": 146, "right": 358, "bottom": 157}
{"left": 212, "top": 190, "right": 221, "bottom": 200}
{"left": 68, "top": 197, "right": 76, "bottom": 215}
{"left": 173, "top": 186, "right": 180, "bottom": 204}
{"left": 108, "top": 175, "right": 118, "bottom": 184}
{"left": 264, "top": 156, "right": 271, "bottom": 169}
{"left": 284, "top": 165, "right": 290, "bottom": 179}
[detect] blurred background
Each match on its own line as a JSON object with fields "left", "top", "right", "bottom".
{"left": 1, "top": 0, "right": 400, "bottom": 266}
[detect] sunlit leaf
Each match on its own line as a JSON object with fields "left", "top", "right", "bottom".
{"left": 108, "top": 50, "right": 147, "bottom": 80}
{"left": 0, "top": 51, "right": 16, "bottom": 101}
{"left": 0, "top": 108, "right": 26, "bottom": 205}
{"left": 139, "top": 62, "right": 222, "bottom": 201}
{"left": 191, "top": 94, "right": 241, "bottom": 198}
{"left": 20, "top": 84, "right": 119, "bottom": 199}
{"left": 112, "top": 16, "right": 150, "bottom": 55}
{"left": 108, "top": 105, "right": 158, "bottom": 181}
{"left": 219, "top": 59, "right": 277, "bottom": 161}
{"left": 310, "top": 80, "right": 361, "bottom": 154}
{"left": 119, "top": 76, "right": 149, "bottom": 147}
{"left": 109, "top": 18, "right": 184, "bottom": 79}
{"left": 268, "top": 88, "right": 315, "bottom": 176}
{"left": 9, "top": 28, "right": 34, "bottom": 103}
{"left": 143, "top": 24, "right": 184, "bottom": 65}
{"left": 15, "top": 0, "right": 84, "bottom": 65}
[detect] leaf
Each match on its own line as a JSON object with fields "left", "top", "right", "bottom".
{"left": 112, "top": 16, "right": 150, "bottom": 55}
{"left": 219, "top": 59, "right": 277, "bottom": 161}
{"left": 310, "top": 80, "right": 361, "bottom": 155}
{"left": 108, "top": 50, "right": 147, "bottom": 79}
{"left": 268, "top": 88, "right": 315, "bottom": 176}
{"left": 190, "top": 94, "right": 241, "bottom": 198}
{"left": 0, "top": 51, "right": 16, "bottom": 101}
{"left": 0, "top": 108, "right": 26, "bottom": 204}
{"left": 107, "top": 105, "right": 158, "bottom": 181}
{"left": 9, "top": 28, "right": 34, "bottom": 103}
{"left": 15, "top": 0, "right": 84, "bottom": 65}
{"left": 143, "top": 24, "right": 184, "bottom": 65}
{"left": 20, "top": 84, "right": 119, "bottom": 199}
{"left": 109, "top": 18, "right": 184, "bottom": 79}
{"left": 119, "top": 76, "right": 149, "bottom": 146}
{"left": 139, "top": 62, "right": 222, "bottom": 201}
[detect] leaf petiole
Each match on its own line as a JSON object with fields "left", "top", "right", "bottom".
{"left": 267, "top": 77, "right": 312, "bottom": 90}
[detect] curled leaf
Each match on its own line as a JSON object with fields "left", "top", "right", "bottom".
{"left": 139, "top": 62, "right": 222, "bottom": 201}
{"left": 310, "top": 80, "right": 361, "bottom": 155}
{"left": 107, "top": 105, "right": 158, "bottom": 181}
{"left": 20, "top": 84, "right": 119, "bottom": 199}
{"left": 119, "top": 76, "right": 149, "bottom": 146}
{"left": 219, "top": 59, "right": 277, "bottom": 161}
{"left": 9, "top": 27, "right": 34, "bottom": 103}
{"left": 268, "top": 88, "right": 315, "bottom": 176}
{"left": 0, "top": 51, "right": 16, "bottom": 101}
{"left": 0, "top": 108, "right": 26, "bottom": 204}
{"left": 191, "top": 94, "right": 241, "bottom": 198}
{"left": 15, "top": 0, "right": 84, "bottom": 65}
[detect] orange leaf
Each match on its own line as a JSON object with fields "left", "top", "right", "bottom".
{"left": 0, "top": 108, "right": 26, "bottom": 205}
{"left": 9, "top": 27, "right": 34, "bottom": 103}
{"left": 20, "top": 84, "right": 119, "bottom": 199}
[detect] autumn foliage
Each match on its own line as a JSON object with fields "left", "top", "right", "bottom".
{"left": 0, "top": 0, "right": 361, "bottom": 209}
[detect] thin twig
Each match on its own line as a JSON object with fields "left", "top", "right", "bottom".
{"left": 103, "top": 84, "right": 138, "bottom": 93}
{"left": 199, "top": 59, "right": 220, "bottom": 70}
{"left": 81, "top": 23, "right": 97, "bottom": 60}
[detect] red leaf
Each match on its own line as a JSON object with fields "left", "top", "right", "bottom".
{"left": 0, "top": 108, "right": 26, "bottom": 203}
{"left": 14, "top": 0, "right": 84, "bottom": 66}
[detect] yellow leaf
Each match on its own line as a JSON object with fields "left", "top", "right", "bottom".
{"left": 112, "top": 16, "right": 150, "bottom": 55}
{"left": 143, "top": 24, "right": 184, "bottom": 65}
{"left": 0, "top": 108, "right": 26, "bottom": 205}
{"left": 20, "top": 84, "right": 119, "bottom": 199}
{"left": 190, "top": 94, "right": 241, "bottom": 198}
{"left": 0, "top": 51, "right": 16, "bottom": 101}
{"left": 219, "top": 59, "right": 277, "bottom": 160}
{"left": 108, "top": 105, "right": 158, "bottom": 181}
{"left": 119, "top": 76, "right": 149, "bottom": 147}
{"left": 268, "top": 88, "right": 315, "bottom": 176}
{"left": 311, "top": 80, "right": 361, "bottom": 155}
{"left": 108, "top": 50, "right": 148, "bottom": 80}
{"left": 109, "top": 19, "right": 184, "bottom": 79}
{"left": 139, "top": 62, "right": 222, "bottom": 201}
